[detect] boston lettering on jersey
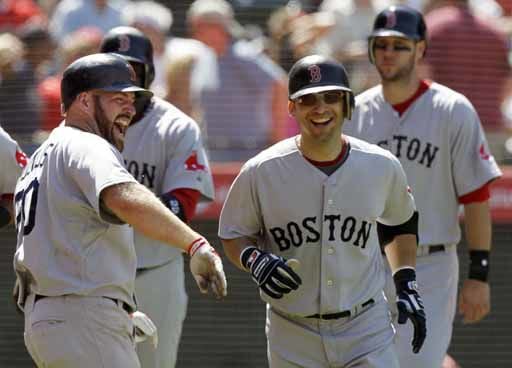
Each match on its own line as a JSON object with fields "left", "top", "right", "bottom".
{"left": 125, "top": 160, "right": 156, "bottom": 188}
{"left": 377, "top": 135, "right": 439, "bottom": 168}
{"left": 19, "top": 143, "right": 55, "bottom": 181}
{"left": 269, "top": 214, "right": 372, "bottom": 251}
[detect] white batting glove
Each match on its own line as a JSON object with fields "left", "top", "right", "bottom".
{"left": 188, "top": 237, "right": 228, "bottom": 298}
{"left": 131, "top": 311, "right": 158, "bottom": 349}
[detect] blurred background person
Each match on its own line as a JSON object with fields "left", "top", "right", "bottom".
{"left": 0, "top": 32, "right": 40, "bottom": 143}
{"left": 36, "top": 26, "right": 102, "bottom": 135}
{"left": 121, "top": 0, "right": 216, "bottom": 127}
{"left": 421, "top": 0, "right": 512, "bottom": 162}
{"left": 17, "top": 22, "right": 55, "bottom": 81}
{"left": 0, "top": 0, "right": 46, "bottom": 32}
{"left": 121, "top": 0, "right": 173, "bottom": 98}
{"left": 49, "top": 0, "right": 129, "bottom": 42}
{"left": 186, "top": 0, "right": 288, "bottom": 162}
{"left": 313, "top": 0, "right": 391, "bottom": 93}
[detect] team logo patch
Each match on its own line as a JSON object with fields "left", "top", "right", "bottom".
{"left": 308, "top": 65, "right": 322, "bottom": 83}
{"left": 184, "top": 151, "right": 206, "bottom": 171}
{"left": 118, "top": 34, "right": 131, "bottom": 52}
{"left": 15, "top": 148, "right": 27, "bottom": 168}
{"left": 384, "top": 11, "right": 396, "bottom": 28}
{"left": 479, "top": 144, "right": 490, "bottom": 160}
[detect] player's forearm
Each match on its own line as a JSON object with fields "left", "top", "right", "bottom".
{"left": 463, "top": 201, "right": 492, "bottom": 251}
{"left": 383, "top": 234, "right": 417, "bottom": 273}
{"left": 103, "top": 182, "right": 201, "bottom": 252}
{"left": 221, "top": 237, "right": 256, "bottom": 271}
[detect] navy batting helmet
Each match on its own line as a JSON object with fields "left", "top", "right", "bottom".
{"left": 100, "top": 26, "right": 155, "bottom": 89}
{"left": 288, "top": 55, "right": 355, "bottom": 120}
{"left": 368, "top": 5, "right": 427, "bottom": 63}
{"left": 61, "top": 53, "right": 153, "bottom": 111}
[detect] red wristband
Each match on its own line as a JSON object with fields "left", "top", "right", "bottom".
{"left": 187, "top": 237, "right": 207, "bottom": 257}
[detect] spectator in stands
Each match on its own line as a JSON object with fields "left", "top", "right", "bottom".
{"left": 186, "top": 0, "right": 289, "bottom": 161}
{"left": 313, "top": 0, "right": 390, "bottom": 93}
{"left": 121, "top": 1, "right": 173, "bottom": 98}
{"left": 17, "top": 22, "right": 55, "bottom": 80}
{"left": 0, "top": 32, "right": 41, "bottom": 139}
{"left": 49, "top": 0, "right": 128, "bottom": 42}
{"left": 423, "top": 0, "right": 512, "bottom": 162}
{"left": 120, "top": 0, "right": 216, "bottom": 125}
{"left": 0, "top": 0, "right": 46, "bottom": 32}
{"left": 266, "top": 2, "right": 305, "bottom": 72}
{"left": 37, "top": 26, "right": 102, "bottom": 134}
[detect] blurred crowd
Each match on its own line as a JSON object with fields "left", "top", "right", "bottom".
{"left": 2, "top": 0, "right": 512, "bottom": 163}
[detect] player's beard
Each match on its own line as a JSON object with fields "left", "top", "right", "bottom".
{"left": 376, "top": 50, "right": 416, "bottom": 84}
{"left": 94, "top": 96, "right": 129, "bottom": 152}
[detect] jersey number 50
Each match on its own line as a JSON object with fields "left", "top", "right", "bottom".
{"left": 15, "top": 178, "right": 40, "bottom": 236}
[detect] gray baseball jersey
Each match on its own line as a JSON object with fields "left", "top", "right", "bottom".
{"left": 219, "top": 135, "right": 416, "bottom": 315}
{"left": 344, "top": 82, "right": 502, "bottom": 246}
{"left": 13, "top": 126, "right": 138, "bottom": 310}
{"left": 122, "top": 97, "right": 214, "bottom": 268}
{"left": 0, "top": 125, "right": 25, "bottom": 194}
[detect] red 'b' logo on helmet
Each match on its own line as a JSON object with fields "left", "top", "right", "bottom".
{"left": 385, "top": 11, "right": 396, "bottom": 28}
{"left": 118, "top": 35, "right": 131, "bottom": 52}
{"left": 308, "top": 65, "right": 322, "bottom": 83}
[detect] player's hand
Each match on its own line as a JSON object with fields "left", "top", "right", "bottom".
{"left": 131, "top": 311, "right": 158, "bottom": 349}
{"left": 240, "top": 246, "right": 302, "bottom": 299}
{"left": 458, "top": 278, "right": 490, "bottom": 324}
{"left": 188, "top": 237, "right": 228, "bottom": 298}
{"left": 394, "top": 268, "right": 427, "bottom": 354}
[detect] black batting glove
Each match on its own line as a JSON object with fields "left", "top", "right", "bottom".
{"left": 241, "top": 246, "right": 302, "bottom": 299}
{"left": 393, "top": 268, "right": 427, "bottom": 354}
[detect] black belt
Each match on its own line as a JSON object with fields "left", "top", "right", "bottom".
{"left": 34, "top": 294, "right": 132, "bottom": 314}
{"left": 306, "top": 298, "right": 374, "bottom": 320}
{"left": 427, "top": 244, "right": 447, "bottom": 254}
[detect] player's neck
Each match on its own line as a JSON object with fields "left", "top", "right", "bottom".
{"left": 381, "top": 74, "right": 421, "bottom": 105}
{"left": 296, "top": 134, "right": 344, "bottom": 162}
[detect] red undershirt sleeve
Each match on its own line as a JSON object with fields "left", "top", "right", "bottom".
{"left": 458, "top": 183, "right": 491, "bottom": 204}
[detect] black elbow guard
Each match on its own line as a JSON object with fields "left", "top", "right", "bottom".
{"left": 160, "top": 192, "right": 187, "bottom": 222}
{"left": 377, "top": 211, "right": 419, "bottom": 248}
{"left": 0, "top": 206, "right": 11, "bottom": 228}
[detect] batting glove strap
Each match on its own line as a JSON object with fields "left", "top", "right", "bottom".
{"left": 240, "top": 246, "right": 302, "bottom": 299}
{"left": 187, "top": 237, "right": 207, "bottom": 257}
{"left": 393, "top": 268, "right": 427, "bottom": 354}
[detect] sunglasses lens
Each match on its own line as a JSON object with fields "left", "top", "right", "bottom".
{"left": 296, "top": 92, "right": 343, "bottom": 106}
{"left": 324, "top": 92, "right": 343, "bottom": 104}
{"left": 298, "top": 94, "right": 317, "bottom": 106}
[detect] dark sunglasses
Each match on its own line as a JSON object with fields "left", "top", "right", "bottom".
{"left": 295, "top": 91, "right": 344, "bottom": 106}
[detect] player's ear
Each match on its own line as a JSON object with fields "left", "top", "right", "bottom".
{"left": 416, "top": 40, "right": 426, "bottom": 61}
{"left": 76, "top": 92, "right": 91, "bottom": 110}
{"left": 288, "top": 100, "right": 296, "bottom": 116}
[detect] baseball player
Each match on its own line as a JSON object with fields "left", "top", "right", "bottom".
{"left": 99, "top": 26, "right": 215, "bottom": 368}
{"left": 343, "top": 5, "right": 502, "bottom": 368}
{"left": 0, "top": 125, "right": 27, "bottom": 229}
{"left": 13, "top": 53, "right": 227, "bottom": 368}
{"left": 219, "top": 54, "right": 427, "bottom": 368}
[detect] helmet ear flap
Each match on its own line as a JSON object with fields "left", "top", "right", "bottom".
{"left": 146, "top": 64, "right": 155, "bottom": 89}
{"left": 344, "top": 92, "right": 355, "bottom": 121}
{"left": 368, "top": 37, "right": 376, "bottom": 64}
